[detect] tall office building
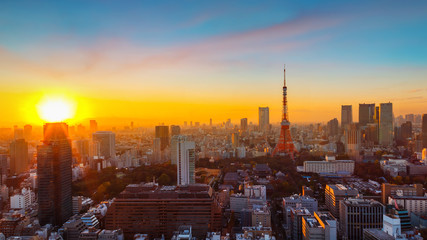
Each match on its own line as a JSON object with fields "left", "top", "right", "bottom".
{"left": 422, "top": 114, "right": 427, "bottom": 148}
{"left": 240, "top": 118, "right": 248, "bottom": 131}
{"left": 13, "top": 128, "right": 24, "bottom": 140}
{"left": 379, "top": 103, "right": 393, "bottom": 146}
{"left": 153, "top": 138, "right": 161, "bottom": 163}
{"left": 9, "top": 139, "right": 28, "bottom": 175}
{"left": 155, "top": 126, "right": 169, "bottom": 151}
{"left": 327, "top": 118, "right": 339, "bottom": 137}
{"left": 258, "top": 107, "right": 269, "bottom": 132}
{"left": 341, "top": 105, "right": 352, "bottom": 127}
{"left": 170, "top": 125, "right": 181, "bottom": 136}
{"left": 23, "top": 125, "right": 32, "bottom": 140}
{"left": 37, "top": 123, "right": 72, "bottom": 226}
{"left": 171, "top": 135, "right": 195, "bottom": 185}
{"left": 400, "top": 121, "right": 412, "bottom": 142}
{"left": 92, "top": 131, "right": 116, "bottom": 159}
{"left": 89, "top": 120, "right": 98, "bottom": 133}
{"left": 344, "top": 123, "right": 361, "bottom": 161}
{"left": 339, "top": 198, "right": 384, "bottom": 240}
{"left": 232, "top": 133, "right": 239, "bottom": 148}
{"left": 359, "top": 103, "right": 375, "bottom": 126}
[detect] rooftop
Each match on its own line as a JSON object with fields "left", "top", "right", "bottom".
{"left": 118, "top": 183, "right": 212, "bottom": 199}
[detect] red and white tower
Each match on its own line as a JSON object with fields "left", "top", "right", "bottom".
{"left": 273, "top": 65, "right": 296, "bottom": 157}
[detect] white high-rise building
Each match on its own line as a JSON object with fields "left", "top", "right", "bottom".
{"left": 379, "top": 103, "right": 393, "bottom": 146}
{"left": 172, "top": 135, "right": 195, "bottom": 185}
{"left": 258, "top": 107, "right": 270, "bottom": 132}
{"left": 92, "top": 131, "right": 116, "bottom": 159}
{"left": 10, "top": 188, "right": 34, "bottom": 209}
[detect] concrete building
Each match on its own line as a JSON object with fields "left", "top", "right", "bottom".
{"left": 98, "top": 229, "right": 124, "bottom": 240}
{"left": 92, "top": 131, "right": 116, "bottom": 159}
{"left": 105, "top": 183, "right": 222, "bottom": 239}
{"left": 170, "top": 125, "right": 181, "bottom": 136}
{"left": 339, "top": 198, "right": 384, "bottom": 240}
{"left": 290, "top": 207, "right": 312, "bottom": 240}
{"left": 155, "top": 126, "right": 169, "bottom": 151}
{"left": 389, "top": 196, "right": 427, "bottom": 216}
{"left": 170, "top": 135, "right": 195, "bottom": 185}
{"left": 79, "top": 228, "right": 101, "bottom": 240}
{"left": 258, "top": 107, "right": 269, "bottom": 132}
{"left": 381, "top": 183, "right": 424, "bottom": 205}
{"left": 232, "top": 133, "right": 240, "bottom": 148}
{"left": 341, "top": 105, "right": 353, "bottom": 128}
{"left": 327, "top": 118, "right": 339, "bottom": 137}
{"left": 379, "top": 103, "right": 393, "bottom": 146}
{"left": 423, "top": 114, "right": 427, "bottom": 148}
{"left": 283, "top": 194, "right": 318, "bottom": 214}
{"left": 10, "top": 188, "right": 33, "bottom": 210}
{"left": 344, "top": 123, "right": 361, "bottom": 161}
{"left": 359, "top": 103, "right": 375, "bottom": 126}
{"left": 251, "top": 205, "right": 271, "bottom": 227}
{"left": 303, "top": 159, "right": 354, "bottom": 175}
{"left": 325, "top": 184, "right": 359, "bottom": 218}
{"left": 302, "top": 211, "right": 337, "bottom": 240}
{"left": 63, "top": 217, "right": 87, "bottom": 240}
{"left": 9, "top": 139, "right": 28, "bottom": 175}
{"left": 241, "top": 118, "right": 248, "bottom": 131}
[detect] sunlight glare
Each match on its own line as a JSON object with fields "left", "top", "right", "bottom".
{"left": 37, "top": 96, "right": 76, "bottom": 122}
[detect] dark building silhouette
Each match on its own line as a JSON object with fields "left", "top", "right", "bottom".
{"left": 9, "top": 139, "right": 28, "bottom": 175}
{"left": 240, "top": 118, "right": 248, "bottom": 131}
{"left": 341, "top": 105, "right": 353, "bottom": 128}
{"left": 155, "top": 126, "right": 169, "bottom": 150}
{"left": 37, "top": 122, "right": 72, "bottom": 226}
{"left": 170, "top": 125, "right": 181, "bottom": 136}
{"left": 400, "top": 121, "right": 412, "bottom": 142}
{"left": 422, "top": 114, "right": 427, "bottom": 148}
{"left": 327, "top": 118, "right": 339, "bottom": 137}
{"left": 359, "top": 103, "right": 375, "bottom": 126}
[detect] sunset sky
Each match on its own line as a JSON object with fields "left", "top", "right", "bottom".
{"left": 1, "top": 1, "right": 426, "bottom": 127}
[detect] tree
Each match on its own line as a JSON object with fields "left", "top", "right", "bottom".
{"left": 158, "top": 173, "right": 172, "bottom": 186}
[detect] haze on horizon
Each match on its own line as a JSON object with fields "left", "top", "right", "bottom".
{"left": 0, "top": 0, "right": 426, "bottom": 127}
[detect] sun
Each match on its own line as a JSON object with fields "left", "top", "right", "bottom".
{"left": 37, "top": 95, "right": 76, "bottom": 122}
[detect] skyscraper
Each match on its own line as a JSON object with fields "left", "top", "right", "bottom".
{"left": 170, "top": 125, "right": 181, "bottom": 136}
{"left": 37, "top": 123, "right": 72, "bottom": 226}
{"left": 422, "top": 114, "right": 427, "bottom": 148}
{"left": 89, "top": 120, "right": 98, "bottom": 133}
{"left": 341, "top": 105, "right": 352, "bottom": 127}
{"left": 171, "top": 135, "right": 195, "bottom": 185}
{"left": 359, "top": 103, "right": 375, "bottom": 126}
{"left": 232, "top": 133, "right": 239, "bottom": 148}
{"left": 379, "top": 103, "right": 393, "bottom": 146}
{"left": 240, "top": 118, "right": 248, "bottom": 131}
{"left": 327, "top": 118, "right": 339, "bottom": 137}
{"left": 258, "top": 107, "right": 269, "bottom": 132}
{"left": 344, "top": 123, "right": 361, "bottom": 161}
{"left": 23, "top": 125, "right": 32, "bottom": 140}
{"left": 92, "top": 131, "right": 116, "bottom": 159}
{"left": 155, "top": 126, "right": 169, "bottom": 151}
{"left": 9, "top": 139, "right": 28, "bottom": 175}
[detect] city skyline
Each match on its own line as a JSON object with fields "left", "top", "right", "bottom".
{"left": 0, "top": 1, "right": 426, "bottom": 126}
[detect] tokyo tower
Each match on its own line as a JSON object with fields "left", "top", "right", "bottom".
{"left": 272, "top": 65, "right": 297, "bottom": 157}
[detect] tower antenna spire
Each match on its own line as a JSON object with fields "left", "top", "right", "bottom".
{"left": 273, "top": 64, "right": 296, "bottom": 158}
